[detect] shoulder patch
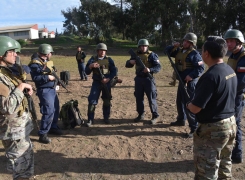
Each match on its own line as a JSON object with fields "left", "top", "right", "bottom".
{"left": 198, "top": 61, "right": 204, "bottom": 66}
{"left": 0, "top": 83, "right": 10, "bottom": 97}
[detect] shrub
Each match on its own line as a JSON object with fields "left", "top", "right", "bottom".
{"left": 17, "top": 39, "right": 27, "bottom": 47}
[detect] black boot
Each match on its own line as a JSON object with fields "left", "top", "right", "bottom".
{"left": 39, "top": 134, "right": 51, "bottom": 144}
{"left": 170, "top": 120, "right": 185, "bottom": 126}
{"left": 134, "top": 114, "right": 144, "bottom": 122}
{"left": 48, "top": 128, "right": 63, "bottom": 135}
{"left": 104, "top": 119, "right": 110, "bottom": 124}
{"left": 150, "top": 116, "right": 159, "bottom": 125}
{"left": 185, "top": 129, "right": 195, "bottom": 138}
{"left": 86, "top": 120, "right": 93, "bottom": 127}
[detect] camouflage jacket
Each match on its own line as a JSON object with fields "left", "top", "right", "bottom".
{"left": 0, "top": 66, "right": 33, "bottom": 140}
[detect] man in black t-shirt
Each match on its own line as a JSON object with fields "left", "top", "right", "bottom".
{"left": 187, "top": 36, "right": 237, "bottom": 179}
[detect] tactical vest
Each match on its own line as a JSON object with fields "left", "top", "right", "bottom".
{"left": 175, "top": 48, "right": 194, "bottom": 71}
{"left": 0, "top": 67, "right": 28, "bottom": 117}
{"left": 135, "top": 50, "right": 152, "bottom": 71}
{"left": 227, "top": 51, "right": 245, "bottom": 71}
{"left": 76, "top": 51, "right": 84, "bottom": 60}
{"left": 92, "top": 56, "right": 110, "bottom": 75}
{"left": 29, "top": 59, "right": 54, "bottom": 74}
{"left": 29, "top": 59, "right": 45, "bottom": 66}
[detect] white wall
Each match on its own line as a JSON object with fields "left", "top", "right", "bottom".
{"left": 30, "top": 28, "right": 39, "bottom": 39}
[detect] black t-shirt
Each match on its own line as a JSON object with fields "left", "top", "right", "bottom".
{"left": 192, "top": 63, "right": 237, "bottom": 123}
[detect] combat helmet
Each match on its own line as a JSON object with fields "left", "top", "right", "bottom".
{"left": 138, "top": 39, "right": 149, "bottom": 47}
{"left": 96, "top": 43, "right": 107, "bottom": 51}
{"left": 183, "top": 33, "right": 197, "bottom": 46}
{"left": 15, "top": 40, "right": 21, "bottom": 53}
{"left": 38, "top": 44, "right": 54, "bottom": 55}
{"left": 224, "top": 29, "right": 244, "bottom": 43}
{"left": 0, "top": 36, "right": 19, "bottom": 56}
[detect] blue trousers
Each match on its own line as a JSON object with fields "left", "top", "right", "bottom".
{"left": 87, "top": 80, "right": 111, "bottom": 120}
{"left": 134, "top": 76, "right": 159, "bottom": 118}
{"left": 36, "top": 88, "right": 60, "bottom": 135}
{"left": 232, "top": 94, "right": 245, "bottom": 160}
{"left": 176, "top": 79, "right": 197, "bottom": 131}
{"left": 78, "top": 62, "right": 87, "bottom": 80}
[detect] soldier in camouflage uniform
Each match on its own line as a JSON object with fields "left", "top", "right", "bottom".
{"left": 187, "top": 36, "right": 237, "bottom": 179}
{"left": 0, "top": 36, "right": 34, "bottom": 179}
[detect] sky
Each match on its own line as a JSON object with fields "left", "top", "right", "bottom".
{"left": 0, "top": 0, "right": 114, "bottom": 34}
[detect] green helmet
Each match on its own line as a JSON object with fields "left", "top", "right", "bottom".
{"left": 0, "top": 36, "right": 19, "bottom": 56}
{"left": 224, "top": 29, "right": 244, "bottom": 43}
{"left": 183, "top": 33, "right": 197, "bottom": 46}
{"left": 15, "top": 40, "right": 21, "bottom": 53}
{"left": 96, "top": 43, "right": 107, "bottom": 51}
{"left": 138, "top": 39, "right": 149, "bottom": 47}
{"left": 38, "top": 44, "right": 54, "bottom": 54}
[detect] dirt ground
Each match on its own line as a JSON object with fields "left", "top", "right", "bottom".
{"left": 0, "top": 52, "right": 245, "bottom": 180}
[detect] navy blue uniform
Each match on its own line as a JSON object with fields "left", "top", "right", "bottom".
{"left": 165, "top": 46, "right": 204, "bottom": 132}
{"left": 125, "top": 50, "right": 161, "bottom": 118}
{"left": 227, "top": 47, "right": 245, "bottom": 161}
{"left": 85, "top": 55, "right": 117, "bottom": 121}
{"left": 76, "top": 51, "right": 87, "bottom": 80}
{"left": 28, "top": 53, "right": 60, "bottom": 135}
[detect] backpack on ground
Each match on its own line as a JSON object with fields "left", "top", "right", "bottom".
{"left": 60, "top": 71, "right": 70, "bottom": 85}
{"left": 59, "top": 99, "right": 84, "bottom": 129}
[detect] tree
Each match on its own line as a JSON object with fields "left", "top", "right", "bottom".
{"left": 61, "top": 6, "right": 89, "bottom": 36}
{"left": 80, "top": 0, "right": 118, "bottom": 43}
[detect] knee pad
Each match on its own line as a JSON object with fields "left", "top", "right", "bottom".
{"left": 103, "top": 99, "right": 111, "bottom": 107}
{"left": 88, "top": 104, "right": 96, "bottom": 113}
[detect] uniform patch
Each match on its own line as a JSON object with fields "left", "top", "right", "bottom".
{"left": 156, "top": 60, "right": 160, "bottom": 63}
{"left": 225, "top": 73, "right": 236, "bottom": 80}
{"left": 198, "top": 61, "right": 204, "bottom": 66}
{"left": 237, "top": 67, "right": 245, "bottom": 72}
{"left": 0, "top": 83, "right": 10, "bottom": 97}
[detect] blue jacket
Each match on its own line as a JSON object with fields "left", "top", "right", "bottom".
{"left": 125, "top": 51, "right": 161, "bottom": 77}
{"left": 85, "top": 55, "right": 117, "bottom": 81}
{"left": 28, "top": 53, "right": 56, "bottom": 89}
{"left": 229, "top": 47, "right": 245, "bottom": 94}
{"left": 165, "top": 45, "right": 204, "bottom": 81}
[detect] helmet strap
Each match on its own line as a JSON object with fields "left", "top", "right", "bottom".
{"left": 232, "top": 41, "right": 242, "bottom": 53}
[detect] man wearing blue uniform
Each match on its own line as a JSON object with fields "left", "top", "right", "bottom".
{"left": 29, "top": 44, "right": 62, "bottom": 144}
{"left": 85, "top": 43, "right": 117, "bottom": 127}
{"left": 125, "top": 39, "right": 161, "bottom": 124}
{"left": 165, "top": 33, "right": 205, "bottom": 137}
{"left": 224, "top": 29, "right": 245, "bottom": 164}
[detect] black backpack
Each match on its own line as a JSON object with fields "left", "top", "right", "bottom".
{"left": 60, "top": 71, "right": 70, "bottom": 85}
{"left": 59, "top": 100, "right": 84, "bottom": 129}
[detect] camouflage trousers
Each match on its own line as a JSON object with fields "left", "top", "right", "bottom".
{"left": 194, "top": 116, "right": 236, "bottom": 180}
{"left": 2, "top": 136, "right": 34, "bottom": 180}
